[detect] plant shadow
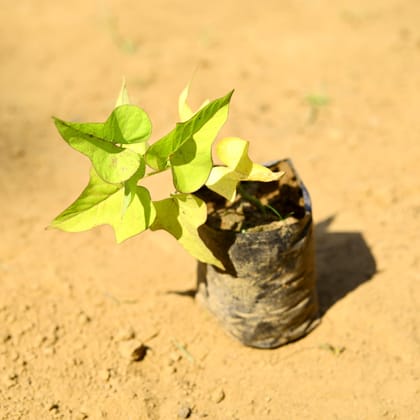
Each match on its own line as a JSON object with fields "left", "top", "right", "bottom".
{"left": 315, "top": 216, "right": 377, "bottom": 315}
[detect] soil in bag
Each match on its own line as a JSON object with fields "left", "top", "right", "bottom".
{"left": 195, "top": 159, "right": 320, "bottom": 348}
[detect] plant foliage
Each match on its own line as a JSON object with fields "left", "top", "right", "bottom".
{"left": 51, "top": 83, "right": 283, "bottom": 269}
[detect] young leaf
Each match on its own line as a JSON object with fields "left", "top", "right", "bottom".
{"left": 206, "top": 137, "right": 284, "bottom": 201}
{"left": 115, "top": 87, "right": 150, "bottom": 154}
{"left": 178, "top": 84, "right": 194, "bottom": 122}
{"left": 145, "top": 91, "right": 233, "bottom": 170}
{"left": 178, "top": 83, "right": 209, "bottom": 122}
{"left": 150, "top": 194, "right": 224, "bottom": 269}
{"left": 145, "top": 90, "right": 233, "bottom": 193}
{"left": 171, "top": 101, "right": 230, "bottom": 193}
{"left": 104, "top": 105, "right": 152, "bottom": 144}
{"left": 205, "top": 166, "right": 240, "bottom": 201}
{"left": 115, "top": 79, "right": 131, "bottom": 107}
{"left": 51, "top": 168, "right": 156, "bottom": 243}
{"left": 53, "top": 117, "right": 142, "bottom": 184}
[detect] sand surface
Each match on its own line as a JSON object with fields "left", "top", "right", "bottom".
{"left": 1, "top": 1, "right": 419, "bottom": 419}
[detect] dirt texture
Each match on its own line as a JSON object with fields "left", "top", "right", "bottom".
{"left": 200, "top": 160, "right": 307, "bottom": 232}
{"left": 1, "top": 1, "right": 420, "bottom": 419}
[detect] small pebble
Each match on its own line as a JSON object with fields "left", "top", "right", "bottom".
{"left": 131, "top": 344, "right": 148, "bottom": 361}
{"left": 178, "top": 406, "right": 192, "bottom": 419}
{"left": 34, "top": 334, "right": 47, "bottom": 347}
{"left": 49, "top": 402, "right": 60, "bottom": 413}
{"left": 41, "top": 326, "right": 59, "bottom": 347}
{"left": 98, "top": 369, "right": 111, "bottom": 381}
{"left": 165, "top": 365, "right": 177, "bottom": 375}
{"left": 211, "top": 388, "right": 225, "bottom": 403}
{"left": 168, "top": 352, "right": 182, "bottom": 365}
{"left": 118, "top": 340, "right": 148, "bottom": 361}
{"left": 2, "top": 372, "right": 18, "bottom": 388}
{"left": 78, "top": 312, "right": 91, "bottom": 325}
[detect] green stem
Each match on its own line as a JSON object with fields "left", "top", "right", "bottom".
{"left": 237, "top": 184, "right": 287, "bottom": 221}
{"left": 265, "top": 204, "right": 283, "bottom": 220}
{"left": 237, "top": 184, "right": 266, "bottom": 215}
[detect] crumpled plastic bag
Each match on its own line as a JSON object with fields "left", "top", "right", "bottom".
{"left": 196, "top": 159, "right": 320, "bottom": 348}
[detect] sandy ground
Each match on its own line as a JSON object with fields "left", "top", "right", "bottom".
{"left": 1, "top": 0, "right": 420, "bottom": 419}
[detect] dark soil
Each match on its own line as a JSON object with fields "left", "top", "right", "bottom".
{"left": 197, "top": 160, "right": 307, "bottom": 232}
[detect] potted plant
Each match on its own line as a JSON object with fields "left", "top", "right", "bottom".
{"left": 51, "top": 83, "right": 319, "bottom": 349}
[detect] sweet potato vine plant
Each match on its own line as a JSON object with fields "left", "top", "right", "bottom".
{"left": 51, "top": 84, "right": 283, "bottom": 269}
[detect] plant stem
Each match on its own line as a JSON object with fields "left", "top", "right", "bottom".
{"left": 265, "top": 204, "right": 283, "bottom": 220}
{"left": 237, "top": 184, "right": 267, "bottom": 215}
{"left": 237, "top": 184, "right": 288, "bottom": 221}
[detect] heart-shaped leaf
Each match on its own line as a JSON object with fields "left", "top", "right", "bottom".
{"left": 51, "top": 168, "right": 156, "bottom": 242}
{"left": 145, "top": 91, "right": 233, "bottom": 193}
{"left": 53, "top": 117, "right": 143, "bottom": 184}
{"left": 170, "top": 99, "right": 230, "bottom": 193}
{"left": 150, "top": 194, "right": 224, "bottom": 269}
{"left": 104, "top": 105, "right": 152, "bottom": 144}
{"left": 206, "top": 137, "right": 284, "bottom": 201}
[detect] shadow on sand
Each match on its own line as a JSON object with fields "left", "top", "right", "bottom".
{"left": 167, "top": 216, "right": 377, "bottom": 317}
{"left": 315, "top": 216, "right": 377, "bottom": 315}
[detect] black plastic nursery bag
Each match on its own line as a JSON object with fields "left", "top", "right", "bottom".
{"left": 196, "top": 159, "right": 320, "bottom": 349}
